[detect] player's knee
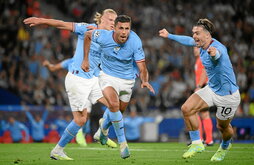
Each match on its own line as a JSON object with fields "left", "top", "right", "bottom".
{"left": 216, "top": 123, "right": 227, "bottom": 131}
{"left": 108, "top": 101, "right": 119, "bottom": 112}
{"left": 74, "top": 117, "right": 87, "bottom": 126}
{"left": 119, "top": 105, "right": 127, "bottom": 113}
{"left": 181, "top": 104, "right": 190, "bottom": 115}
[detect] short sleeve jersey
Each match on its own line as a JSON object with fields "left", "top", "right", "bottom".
{"left": 91, "top": 30, "right": 145, "bottom": 80}
{"left": 71, "top": 23, "right": 102, "bottom": 78}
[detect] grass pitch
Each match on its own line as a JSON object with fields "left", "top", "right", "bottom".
{"left": 0, "top": 142, "right": 253, "bottom": 165}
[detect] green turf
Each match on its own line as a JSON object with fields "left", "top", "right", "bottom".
{"left": 0, "top": 142, "right": 253, "bottom": 165}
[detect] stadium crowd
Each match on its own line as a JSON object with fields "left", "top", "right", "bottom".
{"left": 0, "top": 0, "right": 254, "bottom": 118}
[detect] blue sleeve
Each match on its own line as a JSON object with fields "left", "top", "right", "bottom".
{"left": 26, "top": 111, "right": 36, "bottom": 125}
{"left": 74, "top": 23, "right": 89, "bottom": 35}
{"left": 91, "top": 30, "right": 101, "bottom": 43}
{"left": 61, "top": 58, "right": 73, "bottom": 70}
{"left": 91, "top": 29, "right": 108, "bottom": 45}
{"left": 18, "top": 122, "right": 29, "bottom": 141}
{"left": 143, "top": 117, "right": 155, "bottom": 123}
{"left": 209, "top": 44, "right": 222, "bottom": 61}
{"left": 168, "top": 34, "right": 196, "bottom": 46}
{"left": 1, "top": 120, "right": 9, "bottom": 131}
{"left": 55, "top": 120, "right": 64, "bottom": 127}
{"left": 74, "top": 23, "right": 95, "bottom": 39}
{"left": 211, "top": 50, "right": 221, "bottom": 61}
{"left": 42, "top": 110, "right": 48, "bottom": 122}
{"left": 133, "top": 33, "right": 145, "bottom": 61}
{"left": 136, "top": 117, "right": 154, "bottom": 125}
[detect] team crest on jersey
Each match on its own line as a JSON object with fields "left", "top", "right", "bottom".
{"left": 94, "top": 31, "right": 100, "bottom": 38}
{"left": 114, "top": 47, "right": 120, "bottom": 52}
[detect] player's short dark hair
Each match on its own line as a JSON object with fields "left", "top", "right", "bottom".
{"left": 114, "top": 15, "right": 131, "bottom": 26}
{"left": 195, "top": 18, "right": 215, "bottom": 35}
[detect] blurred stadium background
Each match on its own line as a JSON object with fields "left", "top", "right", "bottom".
{"left": 0, "top": 0, "right": 254, "bottom": 144}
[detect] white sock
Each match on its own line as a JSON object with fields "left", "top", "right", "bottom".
{"left": 192, "top": 139, "right": 202, "bottom": 144}
{"left": 54, "top": 144, "right": 64, "bottom": 151}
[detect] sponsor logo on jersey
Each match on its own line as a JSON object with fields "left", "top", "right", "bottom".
{"left": 77, "top": 22, "right": 88, "bottom": 26}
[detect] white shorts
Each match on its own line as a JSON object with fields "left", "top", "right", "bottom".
{"left": 86, "top": 101, "right": 92, "bottom": 113}
{"left": 196, "top": 85, "right": 241, "bottom": 120}
{"left": 65, "top": 72, "right": 103, "bottom": 111}
{"left": 99, "top": 71, "right": 135, "bottom": 102}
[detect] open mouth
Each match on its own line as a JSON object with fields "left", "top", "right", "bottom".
{"left": 195, "top": 39, "right": 200, "bottom": 43}
{"left": 120, "top": 36, "right": 126, "bottom": 39}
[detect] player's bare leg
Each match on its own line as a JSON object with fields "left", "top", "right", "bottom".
{"left": 211, "top": 118, "right": 232, "bottom": 161}
{"left": 101, "top": 86, "right": 130, "bottom": 159}
{"left": 181, "top": 93, "right": 208, "bottom": 159}
{"left": 93, "top": 97, "right": 117, "bottom": 148}
{"left": 50, "top": 110, "right": 87, "bottom": 160}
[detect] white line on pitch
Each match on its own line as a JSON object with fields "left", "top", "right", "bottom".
{"left": 68, "top": 147, "right": 253, "bottom": 152}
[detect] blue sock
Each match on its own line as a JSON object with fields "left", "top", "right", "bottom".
{"left": 102, "top": 108, "right": 112, "bottom": 130}
{"left": 103, "top": 108, "right": 109, "bottom": 119}
{"left": 221, "top": 139, "right": 231, "bottom": 149}
{"left": 83, "top": 119, "right": 90, "bottom": 134}
{"left": 58, "top": 120, "right": 81, "bottom": 147}
{"left": 109, "top": 111, "right": 126, "bottom": 144}
{"left": 189, "top": 130, "right": 201, "bottom": 141}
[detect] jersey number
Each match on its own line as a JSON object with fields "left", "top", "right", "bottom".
{"left": 221, "top": 107, "right": 232, "bottom": 117}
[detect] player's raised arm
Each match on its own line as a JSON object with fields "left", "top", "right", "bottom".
{"left": 159, "top": 28, "right": 196, "bottom": 46}
{"left": 23, "top": 17, "right": 73, "bottom": 31}
{"left": 136, "top": 61, "right": 155, "bottom": 94}
{"left": 158, "top": 28, "right": 170, "bottom": 38}
{"left": 43, "top": 60, "right": 62, "bottom": 72}
{"left": 81, "top": 30, "right": 93, "bottom": 72}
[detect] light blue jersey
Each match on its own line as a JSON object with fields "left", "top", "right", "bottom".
{"left": 70, "top": 23, "right": 101, "bottom": 78}
{"left": 25, "top": 111, "right": 48, "bottom": 141}
{"left": 61, "top": 58, "right": 73, "bottom": 70}
{"left": 133, "top": 62, "right": 139, "bottom": 79}
{"left": 168, "top": 34, "right": 239, "bottom": 96}
{"left": 1, "top": 120, "right": 29, "bottom": 142}
{"left": 91, "top": 30, "right": 145, "bottom": 80}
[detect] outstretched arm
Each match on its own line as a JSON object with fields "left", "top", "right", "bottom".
{"left": 81, "top": 30, "right": 93, "bottom": 72}
{"left": 19, "top": 123, "right": 30, "bottom": 142}
{"left": 43, "top": 60, "right": 62, "bottom": 72}
{"left": 1, "top": 120, "right": 9, "bottom": 131}
{"left": 136, "top": 61, "right": 155, "bottom": 94}
{"left": 25, "top": 111, "right": 36, "bottom": 125}
{"left": 42, "top": 110, "right": 48, "bottom": 122}
{"left": 159, "top": 28, "right": 196, "bottom": 46}
{"left": 23, "top": 17, "right": 73, "bottom": 31}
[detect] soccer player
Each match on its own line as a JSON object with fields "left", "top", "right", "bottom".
{"left": 43, "top": 58, "right": 116, "bottom": 147}
{"left": 193, "top": 47, "right": 214, "bottom": 146}
{"left": 124, "top": 108, "right": 154, "bottom": 142}
{"left": 24, "top": 9, "right": 118, "bottom": 160}
{"left": 43, "top": 58, "right": 88, "bottom": 146}
{"left": 1, "top": 117, "right": 30, "bottom": 143}
{"left": 25, "top": 109, "right": 48, "bottom": 142}
{"left": 82, "top": 15, "right": 155, "bottom": 159}
{"left": 159, "top": 18, "right": 240, "bottom": 161}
